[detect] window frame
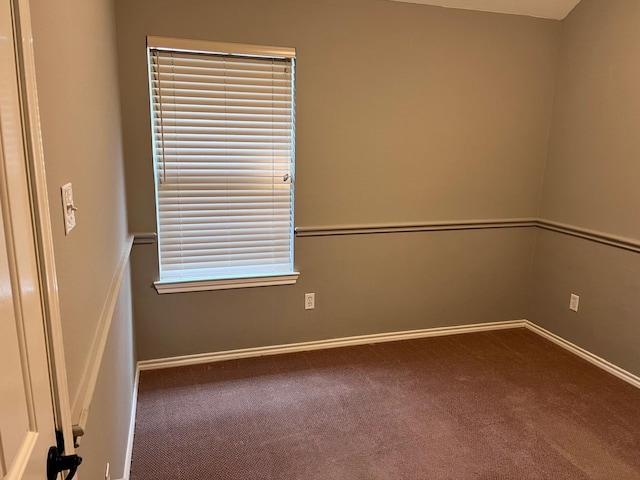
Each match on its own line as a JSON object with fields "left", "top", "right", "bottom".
{"left": 146, "top": 36, "right": 299, "bottom": 293}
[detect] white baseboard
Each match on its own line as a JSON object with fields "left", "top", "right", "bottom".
{"left": 118, "top": 366, "right": 139, "bottom": 480}
{"left": 132, "top": 316, "right": 640, "bottom": 395}
{"left": 122, "top": 318, "right": 640, "bottom": 480}
{"left": 523, "top": 321, "right": 640, "bottom": 389}
{"left": 138, "top": 319, "right": 528, "bottom": 371}
{"left": 137, "top": 321, "right": 640, "bottom": 390}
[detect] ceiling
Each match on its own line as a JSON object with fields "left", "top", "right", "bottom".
{"left": 387, "top": 0, "right": 582, "bottom": 20}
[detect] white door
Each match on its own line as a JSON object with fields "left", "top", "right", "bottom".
{"left": 0, "top": 0, "right": 59, "bottom": 477}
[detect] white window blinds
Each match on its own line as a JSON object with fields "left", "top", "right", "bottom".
{"left": 148, "top": 39, "right": 296, "bottom": 284}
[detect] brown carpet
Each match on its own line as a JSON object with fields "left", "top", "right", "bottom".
{"left": 129, "top": 328, "right": 640, "bottom": 479}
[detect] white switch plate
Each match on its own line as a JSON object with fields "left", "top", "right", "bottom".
{"left": 305, "top": 293, "right": 315, "bottom": 310}
{"left": 61, "top": 183, "right": 77, "bottom": 235}
{"left": 569, "top": 293, "right": 579, "bottom": 312}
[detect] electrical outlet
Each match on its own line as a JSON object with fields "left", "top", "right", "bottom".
{"left": 104, "top": 462, "right": 111, "bottom": 480}
{"left": 305, "top": 293, "right": 315, "bottom": 310}
{"left": 569, "top": 293, "right": 579, "bottom": 312}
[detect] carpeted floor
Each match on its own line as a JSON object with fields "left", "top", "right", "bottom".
{"left": 129, "top": 328, "right": 640, "bottom": 479}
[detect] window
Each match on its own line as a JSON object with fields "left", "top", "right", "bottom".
{"left": 147, "top": 37, "right": 298, "bottom": 293}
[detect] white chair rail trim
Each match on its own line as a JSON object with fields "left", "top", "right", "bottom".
{"left": 72, "top": 235, "right": 134, "bottom": 437}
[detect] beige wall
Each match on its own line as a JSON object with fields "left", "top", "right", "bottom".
{"left": 29, "top": 0, "right": 640, "bottom": 476}
{"left": 29, "top": 0, "right": 136, "bottom": 473}
{"left": 530, "top": 0, "right": 640, "bottom": 377}
{"left": 530, "top": 231, "right": 640, "bottom": 375}
{"left": 115, "top": 0, "right": 561, "bottom": 360}
{"left": 539, "top": 0, "right": 640, "bottom": 238}
{"left": 31, "top": 0, "right": 131, "bottom": 401}
{"left": 117, "top": 0, "right": 560, "bottom": 230}
{"left": 132, "top": 228, "right": 536, "bottom": 359}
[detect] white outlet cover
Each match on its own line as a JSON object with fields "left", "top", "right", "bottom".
{"left": 569, "top": 294, "right": 579, "bottom": 312}
{"left": 305, "top": 293, "right": 315, "bottom": 310}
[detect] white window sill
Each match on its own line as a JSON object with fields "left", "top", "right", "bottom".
{"left": 154, "top": 272, "right": 300, "bottom": 294}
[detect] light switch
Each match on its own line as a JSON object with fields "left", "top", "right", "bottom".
{"left": 61, "top": 183, "right": 77, "bottom": 235}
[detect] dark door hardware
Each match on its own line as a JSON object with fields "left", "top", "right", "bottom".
{"left": 47, "top": 445, "right": 82, "bottom": 480}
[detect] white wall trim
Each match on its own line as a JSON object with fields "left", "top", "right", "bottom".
{"left": 132, "top": 232, "right": 156, "bottom": 245}
{"left": 536, "top": 219, "right": 640, "bottom": 254}
{"left": 294, "top": 218, "right": 640, "bottom": 256}
{"left": 72, "top": 235, "right": 134, "bottom": 437}
{"left": 523, "top": 321, "right": 640, "bottom": 389}
{"left": 138, "top": 320, "right": 527, "bottom": 370}
{"left": 154, "top": 272, "right": 300, "bottom": 294}
{"left": 117, "top": 366, "right": 139, "bottom": 480}
{"left": 147, "top": 36, "right": 295, "bottom": 59}
{"left": 123, "top": 319, "right": 640, "bottom": 479}
{"left": 295, "top": 218, "right": 537, "bottom": 237}
{"left": 136, "top": 319, "right": 640, "bottom": 387}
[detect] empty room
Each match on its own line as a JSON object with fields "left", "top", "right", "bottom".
{"left": 1, "top": 0, "right": 639, "bottom": 479}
